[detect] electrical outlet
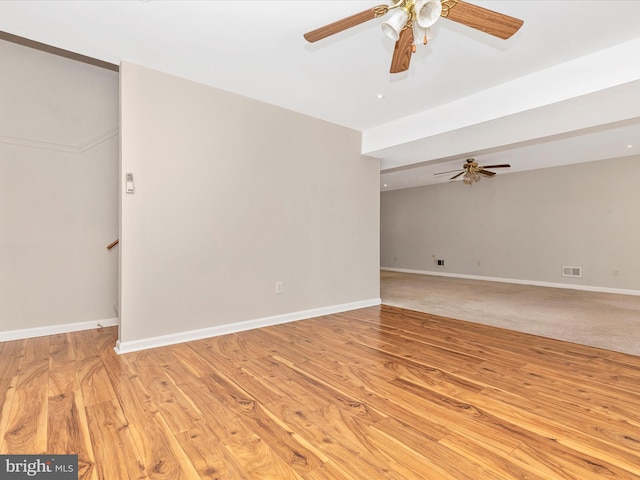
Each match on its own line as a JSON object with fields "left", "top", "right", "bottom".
{"left": 437, "top": 259, "right": 445, "bottom": 266}
{"left": 275, "top": 281, "right": 284, "bottom": 294}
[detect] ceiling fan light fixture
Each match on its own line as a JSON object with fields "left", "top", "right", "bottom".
{"left": 463, "top": 171, "right": 480, "bottom": 185}
{"left": 414, "top": 0, "right": 442, "bottom": 28}
{"left": 303, "top": 1, "right": 524, "bottom": 73}
{"left": 381, "top": 8, "right": 409, "bottom": 41}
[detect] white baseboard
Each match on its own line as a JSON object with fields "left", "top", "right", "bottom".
{"left": 0, "top": 317, "right": 119, "bottom": 343}
{"left": 114, "top": 298, "right": 382, "bottom": 355}
{"left": 381, "top": 267, "right": 640, "bottom": 297}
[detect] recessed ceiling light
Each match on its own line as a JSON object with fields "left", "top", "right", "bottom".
{"left": 383, "top": 184, "right": 388, "bottom": 187}
{"left": 627, "top": 144, "right": 633, "bottom": 148}
{"left": 376, "top": 94, "right": 385, "bottom": 100}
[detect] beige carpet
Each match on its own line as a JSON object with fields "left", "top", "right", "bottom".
{"left": 381, "top": 270, "right": 640, "bottom": 356}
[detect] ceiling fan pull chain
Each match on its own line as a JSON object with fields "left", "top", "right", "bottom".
{"left": 412, "top": 23, "right": 418, "bottom": 53}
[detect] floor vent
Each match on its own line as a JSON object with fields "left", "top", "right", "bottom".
{"left": 562, "top": 266, "right": 582, "bottom": 278}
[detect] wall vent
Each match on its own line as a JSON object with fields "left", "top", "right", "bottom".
{"left": 562, "top": 266, "right": 582, "bottom": 278}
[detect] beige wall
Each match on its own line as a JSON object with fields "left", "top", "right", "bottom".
{"left": 381, "top": 156, "right": 640, "bottom": 291}
{"left": 0, "top": 40, "right": 119, "bottom": 335}
{"left": 119, "top": 62, "right": 380, "bottom": 346}
{"left": 0, "top": 140, "right": 119, "bottom": 331}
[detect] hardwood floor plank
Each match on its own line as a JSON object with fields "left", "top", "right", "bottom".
{"left": 188, "top": 338, "right": 287, "bottom": 405}
{"left": 176, "top": 425, "right": 253, "bottom": 480}
{"left": 268, "top": 401, "right": 410, "bottom": 480}
{"left": 1, "top": 385, "right": 48, "bottom": 453}
{"left": 361, "top": 420, "right": 499, "bottom": 480}
{"left": 372, "top": 417, "right": 512, "bottom": 480}
{"left": 521, "top": 360, "right": 640, "bottom": 402}
{"left": 76, "top": 355, "right": 119, "bottom": 407}
{"left": 99, "top": 350, "right": 159, "bottom": 428}
{"left": 84, "top": 400, "right": 146, "bottom": 480}
{"left": 197, "top": 369, "right": 325, "bottom": 476}
{"left": 127, "top": 412, "right": 202, "bottom": 480}
{"left": 47, "top": 390, "right": 96, "bottom": 480}
{"left": 270, "top": 354, "right": 389, "bottom": 421}
{"left": 484, "top": 384, "right": 640, "bottom": 454}
{"left": 224, "top": 432, "right": 307, "bottom": 480}
{"left": 251, "top": 323, "right": 399, "bottom": 383}
{"left": 438, "top": 431, "right": 557, "bottom": 480}
{"left": 127, "top": 357, "right": 202, "bottom": 435}
{"left": 462, "top": 388, "right": 640, "bottom": 477}
{"left": 147, "top": 348, "right": 204, "bottom": 387}
{"left": 0, "top": 378, "right": 17, "bottom": 443}
{"left": 49, "top": 333, "right": 80, "bottom": 396}
{"left": 302, "top": 460, "right": 360, "bottom": 480}
{"left": 0, "top": 339, "right": 26, "bottom": 381}
{"left": 0, "top": 340, "right": 26, "bottom": 443}
{"left": 23, "top": 336, "right": 50, "bottom": 364}
{"left": 170, "top": 343, "right": 223, "bottom": 379}
{"left": 72, "top": 329, "right": 101, "bottom": 362}
{"left": 16, "top": 359, "right": 48, "bottom": 390}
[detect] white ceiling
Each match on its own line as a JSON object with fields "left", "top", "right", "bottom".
{"left": 1, "top": 1, "right": 639, "bottom": 190}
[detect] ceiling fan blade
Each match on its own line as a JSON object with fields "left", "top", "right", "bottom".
{"left": 478, "top": 169, "right": 496, "bottom": 176}
{"left": 481, "top": 164, "right": 511, "bottom": 169}
{"left": 435, "top": 169, "right": 463, "bottom": 176}
{"left": 441, "top": 0, "right": 523, "bottom": 39}
{"left": 390, "top": 26, "right": 414, "bottom": 74}
{"left": 450, "top": 171, "right": 465, "bottom": 180}
{"left": 304, "top": 5, "right": 388, "bottom": 43}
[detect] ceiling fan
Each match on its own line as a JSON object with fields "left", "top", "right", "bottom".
{"left": 435, "top": 158, "right": 511, "bottom": 184}
{"left": 304, "top": 0, "right": 523, "bottom": 73}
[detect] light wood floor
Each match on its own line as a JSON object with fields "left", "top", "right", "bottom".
{"left": 2, "top": 305, "right": 640, "bottom": 479}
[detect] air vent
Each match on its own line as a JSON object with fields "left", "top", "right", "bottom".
{"left": 562, "top": 266, "right": 582, "bottom": 278}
